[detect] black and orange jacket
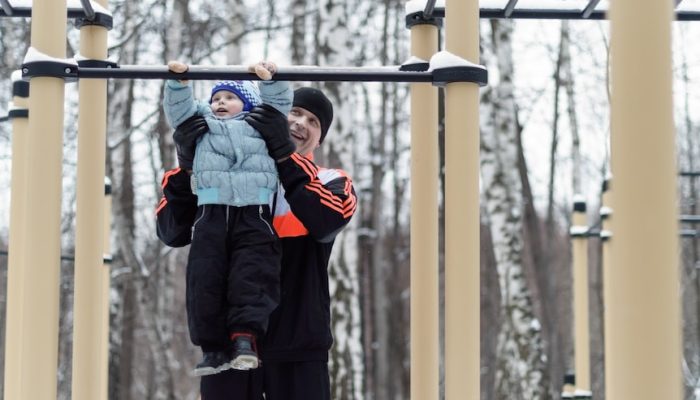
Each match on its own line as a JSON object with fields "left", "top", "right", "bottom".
{"left": 156, "top": 152, "right": 357, "bottom": 362}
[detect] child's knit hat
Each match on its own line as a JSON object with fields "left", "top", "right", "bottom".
{"left": 210, "top": 80, "right": 261, "bottom": 112}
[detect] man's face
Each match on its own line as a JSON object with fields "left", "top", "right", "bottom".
{"left": 288, "top": 106, "right": 322, "bottom": 156}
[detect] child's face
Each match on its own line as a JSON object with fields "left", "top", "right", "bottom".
{"left": 210, "top": 90, "right": 244, "bottom": 117}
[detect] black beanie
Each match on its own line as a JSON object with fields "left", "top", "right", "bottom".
{"left": 293, "top": 87, "right": 334, "bottom": 143}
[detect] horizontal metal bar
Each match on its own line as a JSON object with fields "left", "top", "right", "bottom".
{"left": 0, "top": 115, "right": 8, "bottom": 123}
{"left": 680, "top": 215, "right": 700, "bottom": 224}
{"left": 0, "top": 6, "right": 95, "bottom": 19}
{"left": 680, "top": 171, "right": 700, "bottom": 177}
{"left": 0, "top": 250, "right": 112, "bottom": 263}
{"left": 5, "top": 4, "right": 700, "bottom": 21}
{"left": 420, "top": 7, "right": 700, "bottom": 21}
{"left": 77, "top": 64, "right": 481, "bottom": 84}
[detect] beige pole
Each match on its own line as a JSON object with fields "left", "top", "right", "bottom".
{"left": 599, "top": 176, "right": 613, "bottom": 393}
{"left": 570, "top": 198, "right": 591, "bottom": 393}
{"left": 20, "top": 0, "right": 68, "bottom": 397}
{"left": 409, "top": 21, "right": 439, "bottom": 400}
{"left": 444, "top": 0, "right": 480, "bottom": 398}
{"left": 608, "top": 1, "right": 682, "bottom": 399}
{"left": 72, "top": 1, "right": 110, "bottom": 397}
{"left": 4, "top": 77, "right": 29, "bottom": 400}
{"left": 98, "top": 181, "right": 113, "bottom": 399}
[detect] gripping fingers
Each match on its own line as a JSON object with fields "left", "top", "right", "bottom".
{"left": 249, "top": 61, "right": 276, "bottom": 80}
{"left": 167, "top": 60, "right": 189, "bottom": 74}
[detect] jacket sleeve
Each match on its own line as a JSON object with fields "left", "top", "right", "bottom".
{"left": 155, "top": 168, "right": 198, "bottom": 247}
{"left": 259, "top": 80, "right": 293, "bottom": 116}
{"left": 163, "top": 80, "right": 211, "bottom": 128}
{"left": 277, "top": 153, "right": 357, "bottom": 242}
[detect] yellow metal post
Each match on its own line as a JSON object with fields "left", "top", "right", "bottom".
{"left": 71, "top": 0, "right": 110, "bottom": 397}
{"left": 444, "top": 0, "right": 480, "bottom": 398}
{"left": 20, "top": 0, "right": 67, "bottom": 397}
{"left": 571, "top": 197, "right": 591, "bottom": 393}
{"left": 409, "top": 21, "right": 439, "bottom": 400}
{"left": 608, "top": 0, "right": 682, "bottom": 399}
{"left": 97, "top": 181, "right": 113, "bottom": 399}
{"left": 4, "top": 76, "right": 29, "bottom": 400}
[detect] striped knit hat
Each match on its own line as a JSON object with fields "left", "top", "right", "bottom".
{"left": 210, "top": 80, "right": 261, "bottom": 112}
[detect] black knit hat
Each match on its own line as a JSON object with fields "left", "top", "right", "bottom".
{"left": 293, "top": 87, "right": 334, "bottom": 143}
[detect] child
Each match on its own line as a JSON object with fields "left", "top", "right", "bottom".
{"left": 163, "top": 60, "right": 292, "bottom": 376}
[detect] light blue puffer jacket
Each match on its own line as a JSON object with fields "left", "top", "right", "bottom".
{"left": 164, "top": 79, "right": 292, "bottom": 206}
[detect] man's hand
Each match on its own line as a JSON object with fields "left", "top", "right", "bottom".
{"left": 245, "top": 104, "right": 296, "bottom": 162}
{"left": 173, "top": 115, "right": 207, "bottom": 169}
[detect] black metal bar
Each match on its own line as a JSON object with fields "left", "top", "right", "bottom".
{"left": 477, "top": 8, "right": 700, "bottom": 21}
{"left": 680, "top": 215, "right": 700, "bottom": 224}
{"left": 680, "top": 171, "right": 700, "bottom": 177}
{"left": 78, "top": 64, "right": 443, "bottom": 83}
{"left": 0, "top": 4, "right": 102, "bottom": 19}
{"left": 681, "top": 229, "right": 698, "bottom": 238}
{"left": 0, "top": 250, "right": 112, "bottom": 263}
{"left": 0, "top": 115, "right": 8, "bottom": 123}
{"left": 423, "top": 0, "right": 437, "bottom": 19}
{"left": 504, "top": 0, "right": 519, "bottom": 18}
{"left": 0, "top": 0, "right": 13, "bottom": 16}
{"left": 80, "top": 0, "right": 95, "bottom": 19}
{"left": 582, "top": 0, "right": 601, "bottom": 19}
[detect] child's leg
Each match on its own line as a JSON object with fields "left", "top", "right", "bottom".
{"left": 225, "top": 204, "right": 281, "bottom": 337}
{"left": 186, "top": 204, "right": 231, "bottom": 351}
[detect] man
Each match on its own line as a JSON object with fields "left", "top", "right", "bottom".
{"left": 156, "top": 87, "right": 357, "bottom": 400}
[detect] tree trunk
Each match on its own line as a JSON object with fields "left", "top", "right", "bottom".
{"left": 317, "top": 0, "right": 364, "bottom": 398}
{"left": 483, "top": 19, "right": 549, "bottom": 400}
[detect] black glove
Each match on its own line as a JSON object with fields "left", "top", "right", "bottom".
{"left": 245, "top": 104, "right": 296, "bottom": 161}
{"left": 173, "top": 115, "right": 208, "bottom": 169}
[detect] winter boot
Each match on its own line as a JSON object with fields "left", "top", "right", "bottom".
{"left": 193, "top": 351, "right": 232, "bottom": 376}
{"left": 229, "top": 332, "right": 259, "bottom": 370}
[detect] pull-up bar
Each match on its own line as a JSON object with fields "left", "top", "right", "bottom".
{"left": 75, "top": 64, "right": 487, "bottom": 85}
{"left": 20, "top": 49, "right": 488, "bottom": 85}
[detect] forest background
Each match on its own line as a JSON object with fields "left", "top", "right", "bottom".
{"left": 0, "top": 0, "right": 698, "bottom": 399}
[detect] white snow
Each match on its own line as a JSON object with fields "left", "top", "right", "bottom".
{"left": 23, "top": 46, "right": 78, "bottom": 66}
{"left": 402, "top": 55, "right": 428, "bottom": 66}
{"left": 10, "top": 70, "right": 23, "bottom": 83}
{"left": 569, "top": 226, "right": 588, "bottom": 236}
{"left": 572, "top": 193, "right": 586, "bottom": 204}
{"left": 428, "top": 50, "right": 484, "bottom": 70}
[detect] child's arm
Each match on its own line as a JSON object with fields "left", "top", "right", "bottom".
{"left": 251, "top": 61, "right": 293, "bottom": 116}
{"left": 163, "top": 61, "right": 210, "bottom": 128}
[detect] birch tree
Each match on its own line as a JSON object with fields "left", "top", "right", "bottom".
{"left": 316, "top": 0, "right": 364, "bottom": 397}
{"left": 481, "top": 19, "right": 549, "bottom": 399}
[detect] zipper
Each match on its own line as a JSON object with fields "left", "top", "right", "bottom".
{"left": 191, "top": 205, "right": 206, "bottom": 240}
{"left": 259, "top": 205, "right": 274, "bottom": 235}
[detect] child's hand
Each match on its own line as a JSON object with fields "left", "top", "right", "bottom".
{"left": 167, "top": 60, "right": 189, "bottom": 83}
{"left": 249, "top": 61, "right": 277, "bottom": 80}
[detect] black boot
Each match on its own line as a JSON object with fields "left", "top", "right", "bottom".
{"left": 193, "top": 351, "right": 232, "bottom": 376}
{"left": 229, "top": 333, "right": 259, "bottom": 370}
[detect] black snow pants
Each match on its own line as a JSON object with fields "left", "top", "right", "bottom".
{"left": 187, "top": 204, "right": 281, "bottom": 352}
